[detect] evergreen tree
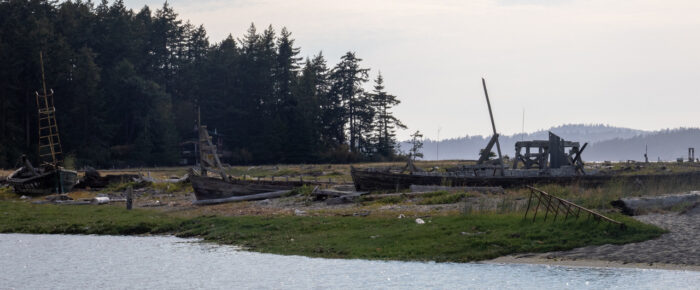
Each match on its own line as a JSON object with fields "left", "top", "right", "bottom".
{"left": 369, "top": 72, "right": 406, "bottom": 159}
{"left": 409, "top": 130, "right": 424, "bottom": 160}
{"left": 0, "top": 1, "right": 407, "bottom": 167}
{"left": 291, "top": 52, "right": 328, "bottom": 161}
{"left": 328, "top": 52, "right": 370, "bottom": 155}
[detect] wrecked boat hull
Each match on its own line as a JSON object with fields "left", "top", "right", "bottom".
{"left": 190, "top": 175, "right": 301, "bottom": 200}
{"left": 350, "top": 168, "right": 602, "bottom": 191}
{"left": 350, "top": 168, "right": 700, "bottom": 191}
{"left": 7, "top": 168, "right": 78, "bottom": 196}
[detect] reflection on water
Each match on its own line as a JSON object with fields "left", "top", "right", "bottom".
{"left": 0, "top": 234, "right": 697, "bottom": 289}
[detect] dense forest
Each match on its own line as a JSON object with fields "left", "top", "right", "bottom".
{"left": 0, "top": 0, "right": 407, "bottom": 168}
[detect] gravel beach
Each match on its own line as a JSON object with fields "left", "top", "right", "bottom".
{"left": 489, "top": 203, "right": 700, "bottom": 271}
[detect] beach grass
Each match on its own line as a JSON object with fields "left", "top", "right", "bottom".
{"left": 0, "top": 201, "right": 663, "bottom": 262}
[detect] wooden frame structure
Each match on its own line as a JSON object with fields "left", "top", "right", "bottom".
{"left": 512, "top": 132, "right": 588, "bottom": 173}
{"left": 523, "top": 186, "right": 625, "bottom": 229}
{"left": 197, "top": 107, "right": 229, "bottom": 182}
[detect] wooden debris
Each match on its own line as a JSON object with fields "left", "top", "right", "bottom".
{"left": 611, "top": 192, "right": 700, "bottom": 216}
{"left": 312, "top": 187, "right": 368, "bottom": 205}
{"left": 524, "top": 186, "right": 625, "bottom": 229}
{"left": 409, "top": 185, "right": 504, "bottom": 194}
{"left": 192, "top": 190, "right": 292, "bottom": 205}
{"left": 74, "top": 168, "right": 140, "bottom": 189}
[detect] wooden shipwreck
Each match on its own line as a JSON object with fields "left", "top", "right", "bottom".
{"left": 7, "top": 53, "right": 77, "bottom": 195}
{"left": 351, "top": 78, "right": 591, "bottom": 191}
{"left": 189, "top": 109, "right": 314, "bottom": 205}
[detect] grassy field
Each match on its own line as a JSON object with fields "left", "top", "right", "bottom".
{"left": 0, "top": 201, "right": 663, "bottom": 262}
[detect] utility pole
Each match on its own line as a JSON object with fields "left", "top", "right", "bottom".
{"left": 521, "top": 108, "right": 525, "bottom": 142}
{"left": 436, "top": 126, "right": 441, "bottom": 161}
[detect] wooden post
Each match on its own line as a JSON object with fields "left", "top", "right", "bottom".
{"left": 126, "top": 186, "right": 133, "bottom": 210}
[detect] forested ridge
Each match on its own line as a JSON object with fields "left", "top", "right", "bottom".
{"left": 0, "top": 0, "right": 406, "bottom": 168}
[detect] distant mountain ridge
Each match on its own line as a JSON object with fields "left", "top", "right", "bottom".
{"left": 401, "top": 124, "right": 700, "bottom": 162}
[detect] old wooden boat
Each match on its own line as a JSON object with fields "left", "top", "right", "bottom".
{"left": 7, "top": 159, "right": 77, "bottom": 196}
{"left": 190, "top": 175, "right": 301, "bottom": 200}
{"left": 7, "top": 53, "right": 77, "bottom": 195}
{"left": 189, "top": 110, "right": 309, "bottom": 203}
{"left": 352, "top": 79, "right": 608, "bottom": 191}
{"left": 350, "top": 167, "right": 607, "bottom": 191}
{"left": 351, "top": 166, "right": 700, "bottom": 191}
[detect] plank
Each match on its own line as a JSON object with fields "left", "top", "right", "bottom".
{"left": 192, "top": 190, "right": 292, "bottom": 205}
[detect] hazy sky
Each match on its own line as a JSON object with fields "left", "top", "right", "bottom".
{"left": 123, "top": 0, "right": 700, "bottom": 140}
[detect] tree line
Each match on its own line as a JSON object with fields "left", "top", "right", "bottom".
{"left": 0, "top": 0, "right": 407, "bottom": 168}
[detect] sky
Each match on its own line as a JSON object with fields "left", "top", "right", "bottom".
{"left": 123, "top": 0, "right": 700, "bottom": 140}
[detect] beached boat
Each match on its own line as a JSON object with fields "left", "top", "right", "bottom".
{"left": 189, "top": 110, "right": 310, "bottom": 204}
{"left": 7, "top": 53, "right": 77, "bottom": 195}
{"left": 351, "top": 166, "right": 700, "bottom": 191}
{"left": 190, "top": 175, "right": 301, "bottom": 201}
{"left": 350, "top": 167, "right": 608, "bottom": 191}
{"left": 7, "top": 160, "right": 77, "bottom": 196}
{"left": 352, "top": 79, "right": 605, "bottom": 191}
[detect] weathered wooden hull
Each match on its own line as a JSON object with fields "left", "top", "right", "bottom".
{"left": 190, "top": 175, "right": 300, "bottom": 200}
{"left": 351, "top": 168, "right": 700, "bottom": 191}
{"left": 7, "top": 168, "right": 78, "bottom": 196}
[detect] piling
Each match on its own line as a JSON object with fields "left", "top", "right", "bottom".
{"left": 126, "top": 186, "right": 133, "bottom": 210}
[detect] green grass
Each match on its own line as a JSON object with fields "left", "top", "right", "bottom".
{"left": 151, "top": 182, "right": 193, "bottom": 193}
{"left": 102, "top": 181, "right": 142, "bottom": 193}
{"left": 417, "top": 191, "right": 472, "bottom": 205}
{"left": 0, "top": 201, "right": 664, "bottom": 262}
{"left": 363, "top": 195, "right": 408, "bottom": 205}
{"left": 0, "top": 186, "right": 15, "bottom": 200}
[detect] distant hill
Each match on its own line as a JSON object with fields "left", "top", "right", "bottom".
{"left": 400, "top": 124, "right": 700, "bottom": 162}
{"left": 586, "top": 128, "right": 700, "bottom": 162}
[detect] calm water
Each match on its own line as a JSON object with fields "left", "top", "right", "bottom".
{"left": 0, "top": 234, "right": 697, "bottom": 289}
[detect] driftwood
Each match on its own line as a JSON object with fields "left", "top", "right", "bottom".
{"left": 409, "top": 185, "right": 504, "bottom": 194}
{"left": 611, "top": 192, "right": 700, "bottom": 215}
{"left": 136, "top": 173, "right": 189, "bottom": 184}
{"left": 193, "top": 190, "right": 291, "bottom": 205}
{"left": 32, "top": 200, "right": 92, "bottom": 205}
{"left": 313, "top": 189, "right": 368, "bottom": 198}
{"left": 312, "top": 187, "right": 369, "bottom": 205}
{"left": 360, "top": 191, "right": 460, "bottom": 201}
{"left": 75, "top": 168, "right": 140, "bottom": 189}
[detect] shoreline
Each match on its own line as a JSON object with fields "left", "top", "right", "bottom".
{"left": 487, "top": 210, "right": 700, "bottom": 272}
{"left": 485, "top": 256, "right": 700, "bottom": 272}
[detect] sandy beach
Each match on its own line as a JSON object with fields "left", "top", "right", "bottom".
{"left": 489, "top": 204, "right": 700, "bottom": 271}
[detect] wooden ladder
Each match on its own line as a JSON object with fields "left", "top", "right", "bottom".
{"left": 36, "top": 52, "right": 62, "bottom": 166}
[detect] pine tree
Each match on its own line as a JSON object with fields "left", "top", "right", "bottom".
{"left": 370, "top": 72, "right": 406, "bottom": 159}
{"left": 291, "top": 52, "right": 330, "bottom": 161}
{"left": 409, "top": 130, "right": 424, "bottom": 160}
{"left": 328, "top": 52, "right": 370, "bottom": 154}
